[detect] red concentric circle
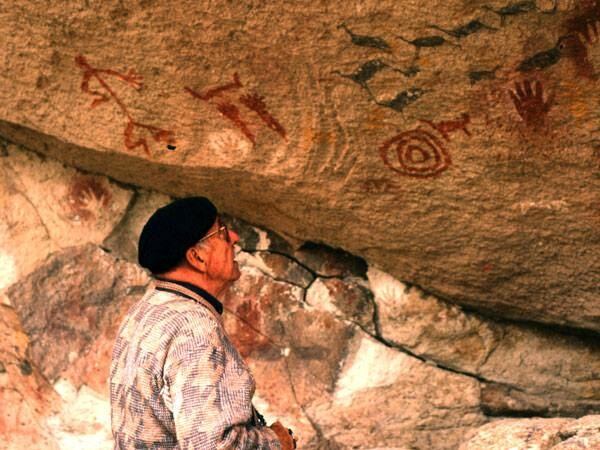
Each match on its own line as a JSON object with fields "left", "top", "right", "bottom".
{"left": 379, "top": 129, "right": 451, "bottom": 178}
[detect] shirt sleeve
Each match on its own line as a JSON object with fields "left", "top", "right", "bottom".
{"left": 165, "top": 315, "right": 282, "bottom": 450}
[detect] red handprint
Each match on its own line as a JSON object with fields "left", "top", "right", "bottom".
{"left": 561, "top": 0, "right": 600, "bottom": 79}
{"left": 509, "top": 80, "right": 554, "bottom": 129}
{"left": 230, "top": 300, "right": 270, "bottom": 358}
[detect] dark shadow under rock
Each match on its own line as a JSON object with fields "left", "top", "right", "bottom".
{"left": 294, "top": 242, "right": 368, "bottom": 278}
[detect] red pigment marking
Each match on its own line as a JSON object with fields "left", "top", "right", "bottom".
{"left": 559, "top": 34, "right": 596, "bottom": 79}
{"left": 216, "top": 101, "right": 256, "bottom": 144}
{"left": 419, "top": 113, "right": 471, "bottom": 141}
{"left": 75, "top": 55, "right": 175, "bottom": 156}
{"left": 508, "top": 79, "right": 554, "bottom": 129}
{"left": 75, "top": 55, "right": 142, "bottom": 116}
{"left": 379, "top": 129, "right": 451, "bottom": 178}
{"left": 124, "top": 120, "right": 175, "bottom": 157}
{"left": 67, "top": 177, "right": 111, "bottom": 221}
{"left": 185, "top": 73, "right": 243, "bottom": 101}
{"left": 230, "top": 301, "right": 269, "bottom": 358}
{"left": 482, "top": 263, "right": 494, "bottom": 273}
{"left": 239, "top": 92, "right": 287, "bottom": 139}
{"left": 185, "top": 73, "right": 286, "bottom": 145}
{"left": 561, "top": 1, "right": 600, "bottom": 79}
{"left": 360, "top": 178, "right": 394, "bottom": 194}
{"left": 407, "top": 146, "right": 430, "bottom": 163}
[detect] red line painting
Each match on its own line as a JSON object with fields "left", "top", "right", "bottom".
{"left": 75, "top": 55, "right": 175, "bottom": 156}
{"left": 379, "top": 112, "right": 473, "bottom": 178}
{"left": 187, "top": 73, "right": 243, "bottom": 101}
{"left": 509, "top": 79, "right": 554, "bottom": 129}
{"left": 419, "top": 113, "right": 471, "bottom": 141}
{"left": 379, "top": 129, "right": 452, "bottom": 178}
{"left": 185, "top": 73, "right": 286, "bottom": 145}
{"left": 239, "top": 93, "right": 287, "bottom": 139}
{"left": 215, "top": 101, "right": 256, "bottom": 144}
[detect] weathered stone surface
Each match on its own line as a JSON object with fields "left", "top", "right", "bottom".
{"left": 294, "top": 243, "right": 368, "bottom": 278}
{"left": 0, "top": 144, "right": 133, "bottom": 292}
{"left": 237, "top": 250, "right": 314, "bottom": 288}
{"left": 0, "top": 0, "right": 598, "bottom": 331}
{"left": 103, "top": 189, "right": 172, "bottom": 263}
{"left": 6, "top": 244, "right": 150, "bottom": 387}
{"left": 223, "top": 265, "right": 306, "bottom": 360}
{"left": 459, "top": 416, "right": 600, "bottom": 450}
{"left": 310, "top": 332, "right": 487, "bottom": 449}
{"left": 0, "top": 305, "right": 60, "bottom": 449}
{"left": 0, "top": 90, "right": 598, "bottom": 448}
{"left": 223, "top": 265, "right": 357, "bottom": 447}
{"left": 369, "top": 266, "right": 600, "bottom": 416}
{"left": 1, "top": 304, "right": 115, "bottom": 450}
{"left": 222, "top": 214, "right": 294, "bottom": 254}
{"left": 223, "top": 265, "right": 489, "bottom": 449}
{"left": 46, "top": 379, "right": 113, "bottom": 450}
{"left": 552, "top": 415, "right": 600, "bottom": 450}
{"left": 305, "top": 276, "right": 376, "bottom": 333}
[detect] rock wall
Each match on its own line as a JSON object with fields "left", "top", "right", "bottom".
{"left": 1, "top": 142, "right": 599, "bottom": 449}
{"left": 0, "top": 0, "right": 598, "bottom": 334}
{"left": 1, "top": 0, "right": 599, "bottom": 447}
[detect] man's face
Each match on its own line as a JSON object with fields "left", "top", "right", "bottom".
{"left": 202, "top": 218, "right": 241, "bottom": 284}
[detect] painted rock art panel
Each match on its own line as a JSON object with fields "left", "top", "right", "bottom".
{"left": 0, "top": 142, "right": 599, "bottom": 449}
{"left": 379, "top": 128, "right": 452, "bottom": 178}
{"left": 76, "top": 56, "right": 175, "bottom": 156}
{"left": 185, "top": 73, "right": 286, "bottom": 146}
{"left": 509, "top": 79, "right": 554, "bottom": 129}
{"left": 0, "top": 144, "right": 133, "bottom": 287}
{"left": 0, "top": 0, "right": 598, "bottom": 333}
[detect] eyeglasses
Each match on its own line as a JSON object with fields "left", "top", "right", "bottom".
{"left": 196, "top": 221, "right": 231, "bottom": 245}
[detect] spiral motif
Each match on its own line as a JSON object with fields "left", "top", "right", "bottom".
{"left": 379, "top": 129, "right": 451, "bottom": 178}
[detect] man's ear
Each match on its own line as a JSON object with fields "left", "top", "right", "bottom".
{"left": 186, "top": 247, "right": 207, "bottom": 272}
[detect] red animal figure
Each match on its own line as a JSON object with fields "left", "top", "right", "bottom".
{"left": 419, "top": 113, "right": 471, "bottom": 141}
{"left": 185, "top": 74, "right": 286, "bottom": 145}
{"left": 215, "top": 101, "right": 257, "bottom": 144}
{"left": 75, "top": 55, "right": 174, "bottom": 156}
{"left": 190, "top": 73, "right": 243, "bottom": 101}
{"left": 239, "top": 93, "right": 286, "bottom": 139}
{"left": 75, "top": 55, "right": 143, "bottom": 111}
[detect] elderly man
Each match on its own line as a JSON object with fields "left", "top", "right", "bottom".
{"left": 110, "top": 197, "right": 295, "bottom": 449}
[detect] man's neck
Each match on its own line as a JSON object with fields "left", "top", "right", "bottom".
{"left": 156, "top": 268, "right": 227, "bottom": 298}
{"left": 154, "top": 277, "right": 224, "bottom": 316}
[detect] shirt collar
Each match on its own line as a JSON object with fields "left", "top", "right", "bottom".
{"left": 154, "top": 277, "right": 224, "bottom": 316}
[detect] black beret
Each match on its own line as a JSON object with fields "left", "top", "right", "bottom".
{"left": 138, "top": 197, "right": 217, "bottom": 274}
